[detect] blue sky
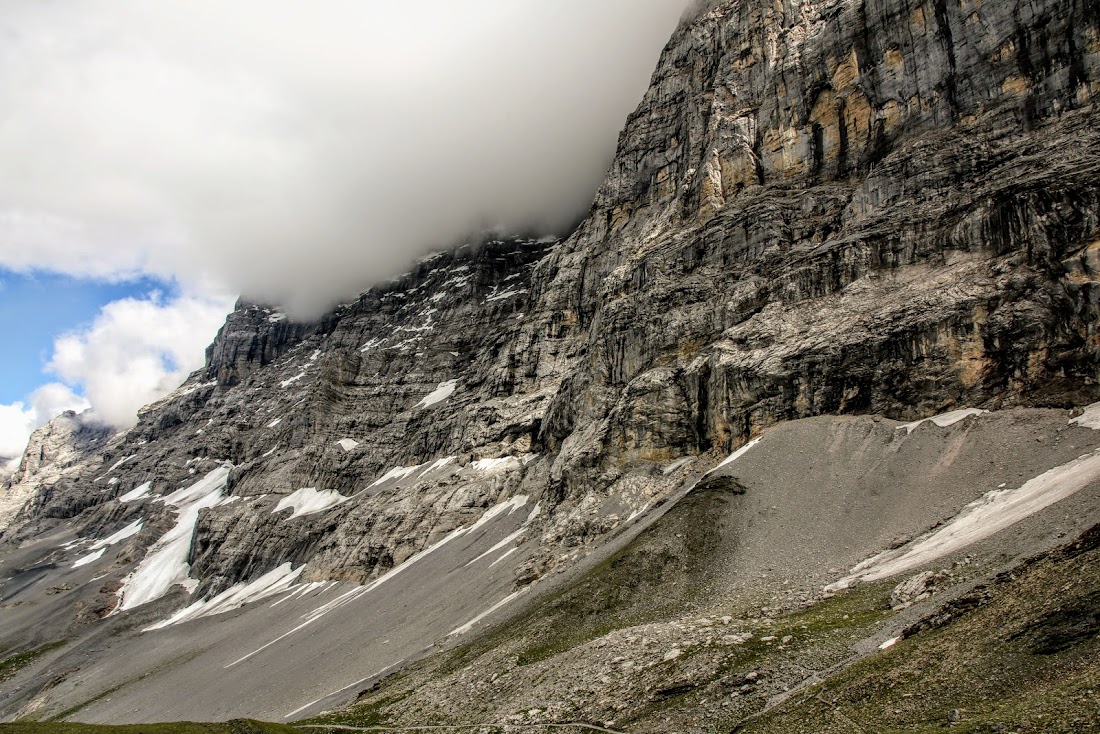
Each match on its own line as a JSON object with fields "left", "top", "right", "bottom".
{"left": 0, "top": 269, "right": 169, "bottom": 405}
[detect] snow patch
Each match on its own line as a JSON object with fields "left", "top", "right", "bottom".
{"left": 336, "top": 438, "right": 360, "bottom": 452}
{"left": 414, "top": 379, "right": 458, "bottom": 409}
{"left": 118, "top": 482, "right": 153, "bottom": 503}
{"left": 367, "top": 457, "right": 459, "bottom": 488}
{"left": 898, "top": 408, "right": 987, "bottom": 433}
{"left": 269, "top": 581, "right": 329, "bottom": 609}
{"left": 282, "top": 660, "right": 404, "bottom": 720}
{"left": 279, "top": 349, "right": 322, "bottom": 389}
{"left": 359, "top": 337, "right": 384, "bottom": 354}
{"left": 89, "top": 519, "right": 144, "bottom": 550}
{"left": 472, "top": 457, "right": 518, "bottom": 473}
{"left": 228, "top": 495, "right": 531, "bottom": 667}
{"left": 115, "top": 465, "right": 232, "bottom": 611}
{"left": 710, "top": 438, "right": 762, "bottom": 473}
{"left": 626, "top": 502, "right": 652, "bottom": 524}
{"left": 273, "top": 488, "right": 349, "bottom": 519}
{"left": 369, "top": 464, "right": 424, "bottom": 488}
{"left": 95, "top": 454, "right": 135, "bottom": 481}
{"left": 1070, "top": 402, "right": 1100, "bottom": 430}
{"left": 489, "top": 547, "right": 519, "bottom": 567}
{"left": 145, "top": 563, "right": 303, "bottom": 631}
{"left": 418, "top": 456, "right": 457, "bottom": 477}
{"left": 267, "top": 418, "right": 283, "bottom": 428}
{"left": 465, "top": 528, "right": 527, "bottom": 567}
{"left": 70, "top": 519, "right": 145, "bottom": 567}
{"left": 72, "top": 548, "right": 106, "bottom": 568}
{"left": 828, "top": 449, "right": 1100, "bottom": 592}
{"left": 484, "top": 287, "right": 528, "bottom": 303}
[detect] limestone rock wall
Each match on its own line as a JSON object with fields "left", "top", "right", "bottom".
{"left": 3, "top": 0, "right": 1099, "bottom": 604}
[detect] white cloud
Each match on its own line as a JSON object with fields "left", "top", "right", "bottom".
{"left": 0, "top": 0, "right": 689, "bottom": 317}
{"left": 46, "top": 291, "right": 235, "bottom": 428}
{"left": 0, "top": 383, "right": 89, "bottom": 471}
{"left": 0, "top": 288, "right": 232, "bottom": 474}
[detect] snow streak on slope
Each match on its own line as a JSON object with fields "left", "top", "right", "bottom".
{"left": 710, "top": 437, "right": 762, "bottom": 473}
{"left": 225, "top": 494, "right": 532, "bottom": 668}
{"left": 897, "top": 408, "right": 987, "bottom": 433}
{"left": 368, "top": 456, "right": 459, "bottom": 488}
{"left": 70, "top": 519, "right": 145, "bottom": 567}
{"left": 116, "top": 465, "right": 232, "bottom": 611}
{"left": 72, "top": 548, "right": 106, "bottom": 568}
{"left": 465, "top": 503, "right": 540, "bottom": 567}
{"left": 415, "top": 379, "right": 458, "bottom": 409}
{"left": 272, "top": 488, "right": 349, "bottom": 519}
{"left": 279, "top": 350, "right": 322, "bottom": 389}
{"left": 117, "top": 482, "right": 154, "bottom": 503}
{"left": 828, "top": 448, "right": 1100, "bottom": 590}
{"left": 145, "top": 563, "right": 304, "bottom": 631}
{"left": 448, "top": 589, "right": 526, "bottom": 637}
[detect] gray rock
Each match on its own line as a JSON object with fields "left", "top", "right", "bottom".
{"left": 0, "top": 0, "right": 1098, "bottom": 726}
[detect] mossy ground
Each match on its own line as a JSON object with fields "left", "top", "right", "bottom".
{"left": 312, "top": 516, "right": 1100, "bottom": 734}
{"left": 735, "top": 528, "right": 1100, "bottom": 734}
{"left": 0, "top": 642, "right": 69, "bottom": 685}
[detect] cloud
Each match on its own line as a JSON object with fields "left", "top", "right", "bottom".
{"left": 0, "top": 1, "right": 689, "bottom": 317}
{"left": 0, "top": 383, "right": 89, "bottom": 473}
{"left": 46, "top": 291, "right": 235, "bottom": 428}
{"left": 0, "top": 288, "right": 232, "bottom": 472}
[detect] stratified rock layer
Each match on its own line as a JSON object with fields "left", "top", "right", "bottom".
{"left": 0, "top": 1, "right": 1097, "bottom": 712}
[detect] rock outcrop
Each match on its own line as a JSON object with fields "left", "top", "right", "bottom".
{"left": 6, "top": 0, "right": 1100, "bottom": 620}
{"left": 1, "top": 0, "right": 1098, "bottom": 725}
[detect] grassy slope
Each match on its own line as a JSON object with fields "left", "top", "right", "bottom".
{"left": 0, "top": 643, "right": 69, "bottom": 686}
{"left": 310, "top": 498, "right": 1100, "bottom": 733}
{"left": 307, "top": 485, "right": 903, "bottom": 730}
{"left": 737, "top": 525, "right": 1100, "bottom": 734}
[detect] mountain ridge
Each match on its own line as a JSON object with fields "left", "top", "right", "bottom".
{"left": 1, "top": 0, "right": 1099, "bottom": 728}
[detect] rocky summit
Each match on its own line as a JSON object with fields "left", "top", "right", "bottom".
{"left": 2, "top": 0, "right": 1100, "bottom": 732}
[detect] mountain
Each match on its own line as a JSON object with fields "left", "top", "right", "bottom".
{"left": 1, "top": 0, "right": 1099, "bottom": 730}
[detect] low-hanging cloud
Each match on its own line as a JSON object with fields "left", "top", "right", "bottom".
{"left": 47, "top": 291, "right": 236, "bottom": 428}
{"left": 0, "top": 0, "right": 689, "bottom": 317}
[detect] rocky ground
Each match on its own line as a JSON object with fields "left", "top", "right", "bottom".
{"left": 1, "top": 0, "right": 1099, "bottom": 728}
{"left": 307, "top": 409, "right": 1100, "bottom": 733}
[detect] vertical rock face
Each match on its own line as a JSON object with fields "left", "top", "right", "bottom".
{"left": 534, "top": 0, "right": 1100, "bottom": 494}
{"left": 2, "top": 0, "right": 1098, "bottom": 636}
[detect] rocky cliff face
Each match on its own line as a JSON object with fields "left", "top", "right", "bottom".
{"left": 1, "top": 0, "right": 1098, "bottom": 725}
{"left": 538, "top": 0, "right": 1100, "bottom": 485}
{"left": 5, "top": 0, "right": 1100, "bottom": 616}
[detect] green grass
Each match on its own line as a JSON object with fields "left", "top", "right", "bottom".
{"left": 507, "top": 486, "right": 742, "bottom": 667}
{"left": 0, "top": 641, "right": 69, "bottom": 684}
{"left": 734, "top": 528, "right": 1100, "bottom": 733}
{"left": 303, "top": 690, "right": 411, "bottom": 728}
